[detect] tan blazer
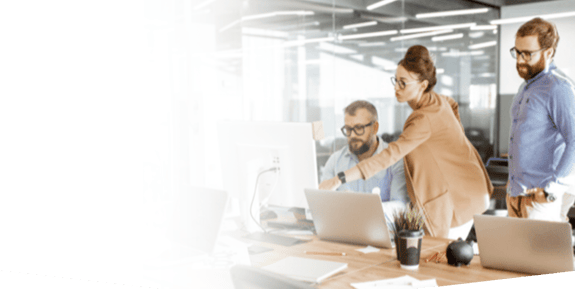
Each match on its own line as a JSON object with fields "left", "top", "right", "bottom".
{"left": 357, "top": 91, "right": 493, "bottom": 238}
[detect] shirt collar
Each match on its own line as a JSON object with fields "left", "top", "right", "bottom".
{"left": 525, "top": 61, "right": 556, "bottom": 86}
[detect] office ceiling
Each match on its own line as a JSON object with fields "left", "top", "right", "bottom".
{"left": 195, "top": 0, "right": 563, "bottom": 80}
{"left": 467, "top": 0, "right": 557, "bottom": 8}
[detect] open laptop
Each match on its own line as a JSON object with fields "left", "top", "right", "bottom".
{"left": 474, "top": 214, "right": 574, "bottom": 275}
{"left": 304, "top": 188, "right": 393, "bottom": 248}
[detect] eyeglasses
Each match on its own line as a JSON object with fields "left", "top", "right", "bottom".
{"left": 341, "top": 121, "right": 374, "bottom": 137}
{"left": 510, "top": 47, "right": 546, "bottom": 61}
{"left": 391, "top": 76, "right": 420, "bottom": 90}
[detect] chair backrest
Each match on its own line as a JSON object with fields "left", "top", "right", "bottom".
{"left": 485, "top": 157, "right": 508, "bottom": 187}
{"left": 230, "top": 265, "right": 316, "bottom": 289}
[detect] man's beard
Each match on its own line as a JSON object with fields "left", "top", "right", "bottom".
{"left": 516, "top": 56, "right": 545, "bottom": 80}
{"left": 349, "top": 138, "right": 371, "bottom": 156}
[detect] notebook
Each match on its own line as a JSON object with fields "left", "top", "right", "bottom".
{"left": 261, "top": 256, "right": 347, "bottom": 283}
{"left": 304, "top": 188, "right": 393, "bottom": 248}
{"left": 474, "top": 214, "right": 575, "bottom": 275}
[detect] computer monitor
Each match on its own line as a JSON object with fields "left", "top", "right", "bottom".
{"left": 218, "top": 121, "right": 319, "bottom": 230}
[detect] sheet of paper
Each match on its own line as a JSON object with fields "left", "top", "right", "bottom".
{"left": 356, "top": 245, "right": 380, "bottom": 254}
{"left": 411, "top": 279, "right": 438, "bottom": 288}
{"left": 351, "top": 275, "right": 437, "bottom": 289}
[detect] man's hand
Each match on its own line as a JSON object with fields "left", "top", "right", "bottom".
{"left": 524, "top": 187, "right": 551, "bottom": 205}
{"left": 319, "top": 177, "right": 342, "bottom": 191}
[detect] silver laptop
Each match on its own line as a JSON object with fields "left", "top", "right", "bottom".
{"left": 304, "top": 188, "right": 392, "bottom": 248}
{"left": 474, "top": 214, "right": 574, "bottom": 275}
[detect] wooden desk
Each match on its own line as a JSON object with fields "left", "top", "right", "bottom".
{"left": 244, "top": 233, "right": 531, "bottom": 288}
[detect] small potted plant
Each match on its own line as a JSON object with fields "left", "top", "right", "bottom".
{"left": 391, "top": 204, "right": 425, "bottom": 270}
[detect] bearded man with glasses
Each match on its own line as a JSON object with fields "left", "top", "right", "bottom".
{"left": 506, "top": 18, "right": 575, "bottom": 221}
{"left": 321, "top": 100, "right": 410, "bottom": 221}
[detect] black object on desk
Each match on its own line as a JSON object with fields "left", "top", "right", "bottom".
{"left": 244, "top": 232, "right": 310, "bottom": 246}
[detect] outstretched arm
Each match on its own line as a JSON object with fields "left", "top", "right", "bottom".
{"left": 319, "top": 113, "right": 431, "bottom": 190}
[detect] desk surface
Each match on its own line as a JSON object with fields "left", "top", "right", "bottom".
{"left": 244, "top": 233, "right": 530, "bottom": 288}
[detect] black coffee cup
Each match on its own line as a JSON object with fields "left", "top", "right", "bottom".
{"left": 396, "top": 229, "right": 424, "bottom": 270}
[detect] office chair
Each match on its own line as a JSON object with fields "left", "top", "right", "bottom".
{"left": 485, "top": 157, "right": 509, "bottom": 210}
{"left": 464, "top": 128, "right": 491, "bottom": 164}
{"left": 230, "top": 265, "right": 316, "bottom": 289}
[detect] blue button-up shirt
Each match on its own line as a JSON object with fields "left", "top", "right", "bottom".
{"left": 321, "top": 136, "right": 409, "bottom": 204}
{"left": 508, "top": 62, "right": 575, "bottom": 197}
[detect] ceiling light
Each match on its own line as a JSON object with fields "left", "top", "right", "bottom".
{"left": 283, "top": 37, "right": 334, "bottom": 47}
{"left": 339, "top": 30, "right": 398, "bottom": 41}
{"left": 391, "top": 30, "right": 453, "bottom": 41}
{"left": 242, "top": 11, "right": 314, "bottom": 21}
{"left": 242, "top": 27, "right": 289, "bottom": 38}
{"left": 432, "top": 33, "right": 464, "bottom": 42}
{"left": 319, "top": 42, "right": 357, "bottom": 54}
{"left": 416, "top": 8, "right": 489, "bottom": 19}
{"left": 490, "top": 11, "right": 575, "bottom": 25}
{"left": 442, "top": 50, "right": 484, "bottom": 57}
{"left": 469, "top": 32, "right": 484, "bottom": 38}
{"left": 358, "top": 12, "right": 408, "bottom": 23}
{"left": 220, "top": 11, "right": 315, "bottom": 32}
{"left": 343, "top": 21, "right": 378, "bottom": 30}
{"left": 367, "top": 0, "right": 399, "bottom": 11}
{"left": 400, "top": 23, "right": 476, "bottom": 34}
{"left": 469, "top": 41, "right": 497, "bottom": 49}
{"left": 358, "top": 42, "right": 386, "bottom": 47}
{"left": 471, "top": 25, "right": 497, "bottom": 30}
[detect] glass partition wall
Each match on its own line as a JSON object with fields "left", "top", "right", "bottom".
{"left": 192, "top": 0, "right": 500, "bottom": 188}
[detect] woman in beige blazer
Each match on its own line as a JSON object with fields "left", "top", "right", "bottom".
{"left": 320, "top": 45, "right": 493, "bottom": 238}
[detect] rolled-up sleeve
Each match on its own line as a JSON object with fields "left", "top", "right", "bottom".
{"left": 321, "top": 153, "right": 338, "bottom": 182}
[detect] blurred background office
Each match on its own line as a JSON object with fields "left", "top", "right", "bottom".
{"left": 1, "top": 0, "right": 575, "bottom": 287}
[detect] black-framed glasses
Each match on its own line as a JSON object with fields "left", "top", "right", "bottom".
{"left": 341, "top": 121, "right": 374, "bottom": 137}
{"left": 510, "top": 47, "right": 546, "bottom": 61}
{"left": 391, "top": 76, "right": 420, "bottom": 90}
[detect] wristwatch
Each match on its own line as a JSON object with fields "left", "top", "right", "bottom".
{"left": 543, "top": 190, "right": 556, "bottom": 202}
{"left": 337, "top": 171, "right": 346, "bottom": 185}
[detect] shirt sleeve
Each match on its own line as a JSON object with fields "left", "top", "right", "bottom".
{"left": 320, "top": 152, "right": 337, "bottom": 182}
{"left": 379, "top": 169, "right": 392, "bottom": 201}
{"left": 357, "top": 113, "right": 432, "bottom": 180}
{"left": 389, "top": 158, "right": 410, "bottom": 204}
{"left": 545, "top": 83, "right": 575, "bottom": 195}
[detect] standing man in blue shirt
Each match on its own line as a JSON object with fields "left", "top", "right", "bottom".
{"left": 321, "top": 100, "right": 410, "bottom": 218}
{"left": 507, "top": 18, "right": 575, "bottom": 221}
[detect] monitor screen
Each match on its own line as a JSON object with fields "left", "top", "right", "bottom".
{"left": 218, "top": 121, "right": 319, "bottom": 212}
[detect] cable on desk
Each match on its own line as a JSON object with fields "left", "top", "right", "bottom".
{"left": 249, "top": 167, "right": 280, "bottom": 233}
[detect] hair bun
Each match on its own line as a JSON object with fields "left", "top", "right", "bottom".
{"left": 406, "top": 45, "right": 433, "bottom": 64}
{"left": 398, "top": 45, "right": 437, "bottom": 93}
